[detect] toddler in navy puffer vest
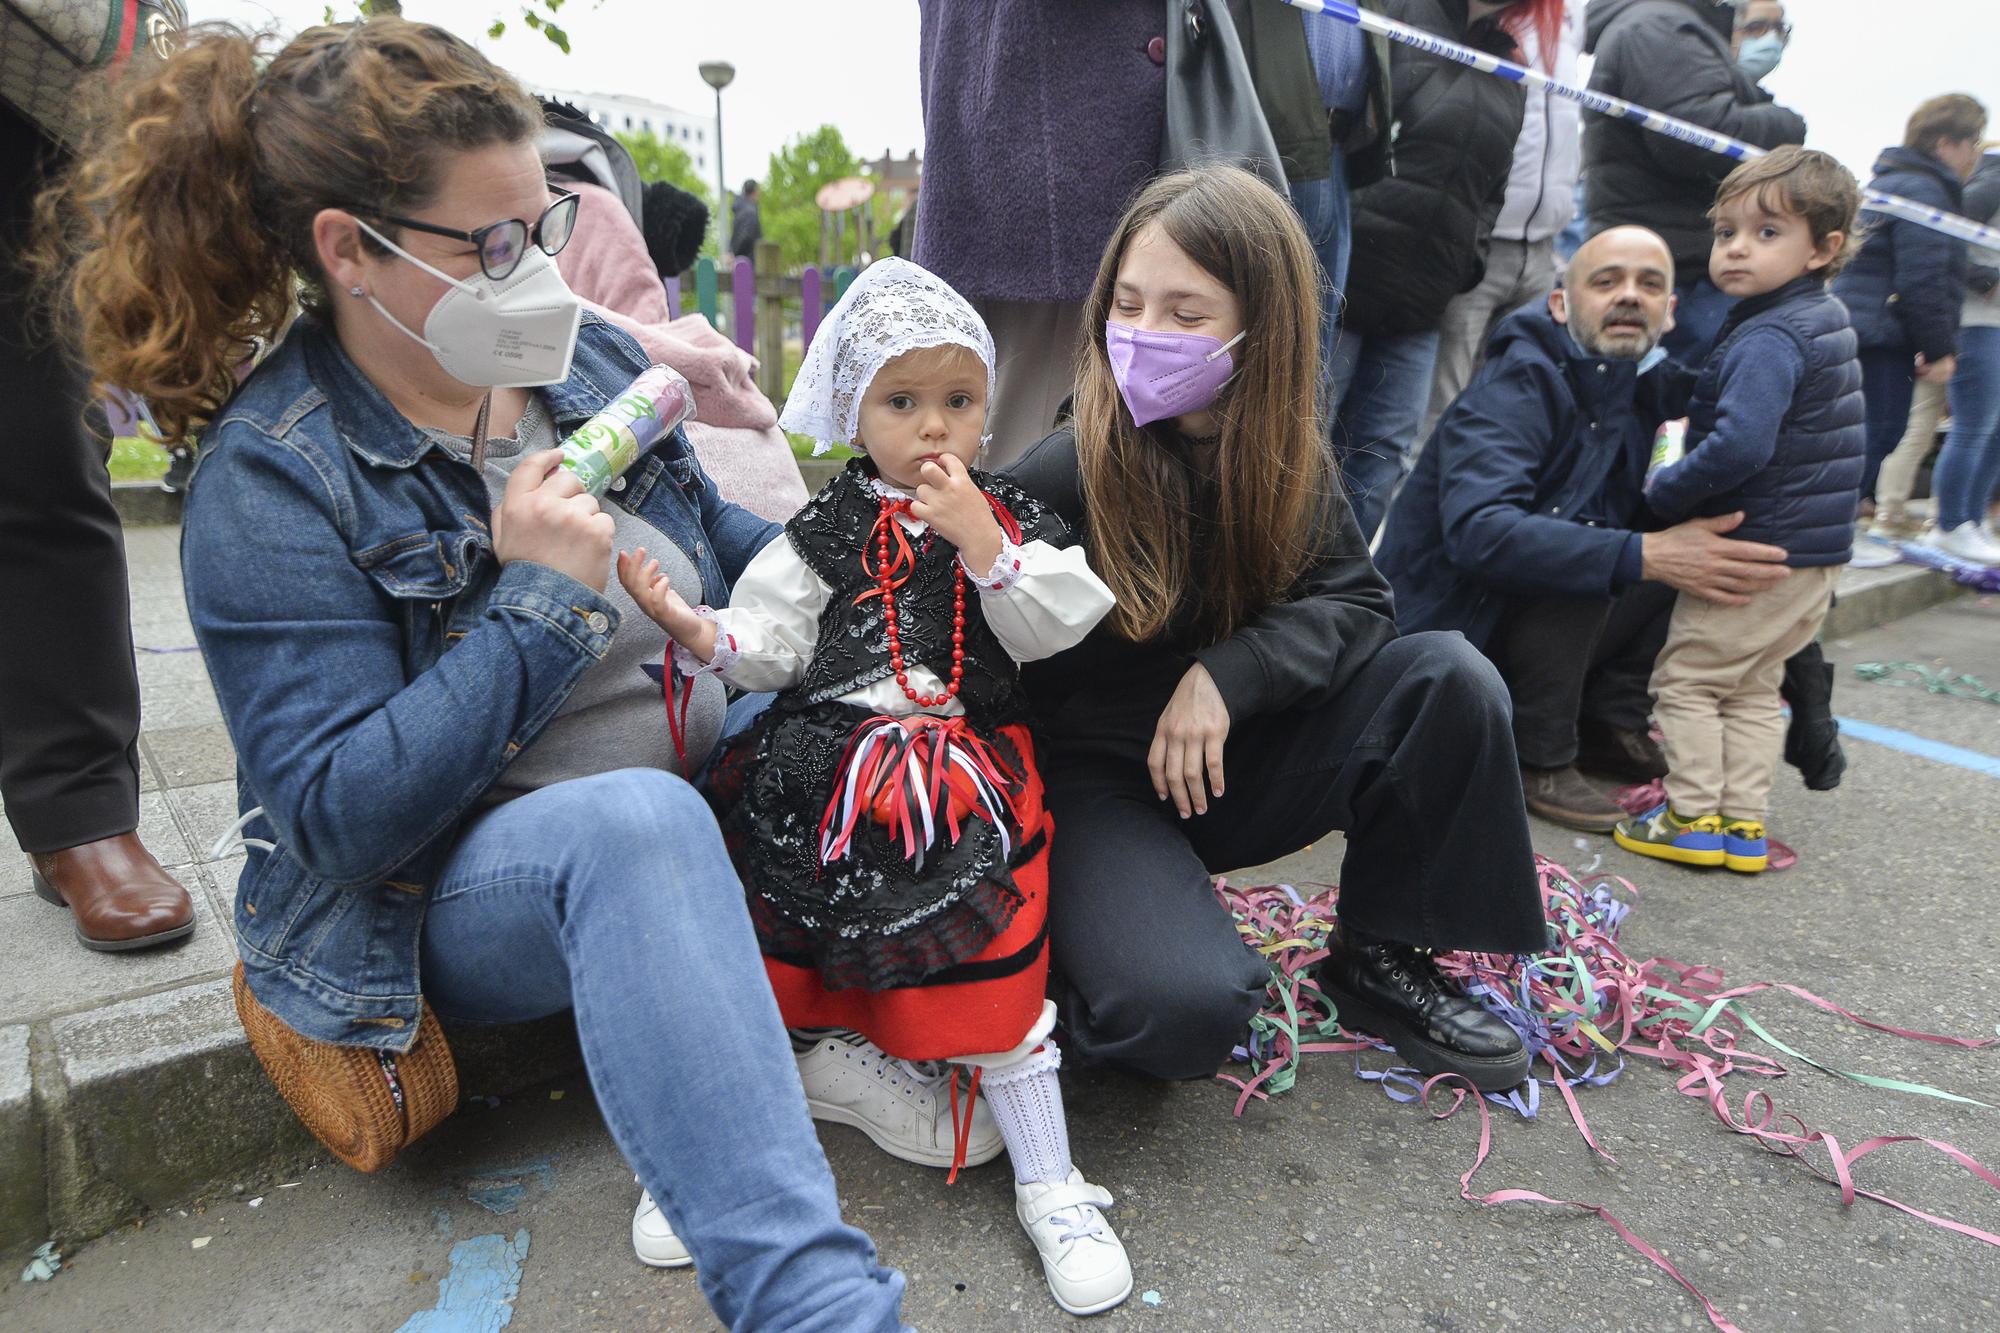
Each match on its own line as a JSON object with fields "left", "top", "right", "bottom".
{"left": 1615, "top": 147, "right": 1865, "bottom": 875}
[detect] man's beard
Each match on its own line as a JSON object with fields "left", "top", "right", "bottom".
{"left": 1580, "top": 303, "right": 1659, "bottom": 360}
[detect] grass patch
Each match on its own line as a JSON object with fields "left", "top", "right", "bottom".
{"left": 109, "top": 434, "right": 171, "bottom": 483}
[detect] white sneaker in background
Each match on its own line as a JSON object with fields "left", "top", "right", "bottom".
{"left": 632, "top": 1184, "right": 693, "bottom": 1269}
{"left": 1927, "top": 521, "right": 2000, "bottom": 567}
{"left": 1014, "top": 1168, "right": 1133, "bottom": 1316}
{"left": 793, "top": 1029, "right": 1004, "bottom": 1169}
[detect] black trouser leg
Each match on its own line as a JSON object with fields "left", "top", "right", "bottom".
{"left": 1491, "top": 594, "right": 1614, "bottom": 769}
{"left": 1581, "top": 579, "right": 1675, "bottom": 733}
{"left": 1042, "top": 633, "right": 1545, "bottom": 1080}
{"left": 0, "top": 108, "right": 143, "bottom": 854}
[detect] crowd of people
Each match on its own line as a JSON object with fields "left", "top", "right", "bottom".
{"left": 3, "top": 1, "right": 1995, "bottom": 1327}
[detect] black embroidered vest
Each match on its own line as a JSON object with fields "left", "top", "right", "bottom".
{"left": 780, "top": 461, "right": 1069, "bottom": 720}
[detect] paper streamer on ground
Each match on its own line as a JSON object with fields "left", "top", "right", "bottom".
{"left": 1214, "top": 859, "right": 2000, "bottom": 1331}
{"left": 1273, "top": 0, "right": 2000, "bottom": 253}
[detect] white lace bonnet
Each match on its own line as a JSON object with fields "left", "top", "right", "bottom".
{"left": 777, "top": 257, "right": 996, "bottom": 455}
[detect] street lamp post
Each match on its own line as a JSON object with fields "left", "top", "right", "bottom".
{"left": 699, "top": 61, "right": 735, "bottom": 262}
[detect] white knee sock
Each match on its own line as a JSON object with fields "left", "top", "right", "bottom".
{"left": 973, "top": 1040, "right": 1073, "bottom": 1185}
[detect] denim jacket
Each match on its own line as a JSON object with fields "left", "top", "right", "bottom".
{"left": 182, "top": 313, "right": 778, "bottom": 1049}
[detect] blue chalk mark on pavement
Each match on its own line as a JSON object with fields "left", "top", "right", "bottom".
{"left": 463, "top": 1158, "right": 556, "bottom": 1216}
{"left": 398, "top": 1229, "right": 530, "bottom": 1333}
{"left": 1837, "top": 716, "right": 2000, "bottom": 779}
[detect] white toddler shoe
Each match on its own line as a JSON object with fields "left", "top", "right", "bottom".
{"left": 631, "top": 1183, "right": 693, "bottom": 1269}
{"left": 1014, "top": 1168, "right": 1133, "bottom": 1316}
{"left": 794, "top": 1029, "right": 1004, "bottom": 1169}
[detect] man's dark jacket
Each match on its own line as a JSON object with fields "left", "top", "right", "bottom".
{"left": 1583, "top": 0, "right": 1806, "bottom": 269}
{"left": 729, "top": 193, "right": 762, "bottom": 257}
{"left": 1831, "top": 147, "right": 1970, "bottom": 361}
{"left": 1338, "top": 0, "right": 1526, "bottom": 337}
{"left": 1375, "top": 307, "right": 1687, "bottom": 652}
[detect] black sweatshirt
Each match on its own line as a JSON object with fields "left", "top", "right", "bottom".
{"left": 1004, "top": 428, "right": 1399, "bottom": 767}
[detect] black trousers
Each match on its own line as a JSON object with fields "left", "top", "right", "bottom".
{"left": 0, "top": 105, "right": 143, "bottom": 854}
{"left": 1040, "top": 632, "right": 1547, "bottom": 1081}
{"left": 1490, "top": 581, "right": 1675, "bottom": 770}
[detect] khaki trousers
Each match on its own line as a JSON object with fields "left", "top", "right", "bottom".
{"left": 1652, "top": 565, "right": 1841, "bottom": 821}
{"left": 1874, "top": 377, "right": 1951, "bottom": 520}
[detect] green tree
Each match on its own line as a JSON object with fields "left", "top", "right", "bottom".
{"left": 325, "top": 1, "right": 577, "bottom": 55}
{"left": 615, "top": 130, "right": 712, "bottom": 210}
{"left": 761, "top": 124, "right": 864, "bottom": 270}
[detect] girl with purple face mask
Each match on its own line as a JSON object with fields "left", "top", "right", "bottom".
{"left": 1005, "top": 166, "right": 1546, "bottom": 1098}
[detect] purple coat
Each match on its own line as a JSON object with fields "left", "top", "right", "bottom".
{"left": 914, "top": 0, "right": 1167, "bottom": 303}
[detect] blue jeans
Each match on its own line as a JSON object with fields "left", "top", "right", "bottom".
{"left": 1292, "top": 152, "right": 1355, "bottom": 345}
{"left": 421, "top": 769, "right": 910, "bottom": 1333}
{"left": 1935, "top": 326, "right": 2000, "bottom": 528}
{"left": 1859, "top": 346, "right": 1918, "bottom": 501}
{"left": 1661, "top": 273, "right": 1737, "bottom": 367}
{"left": 1329, "top": 326, "right": 1444, "bottom": 542}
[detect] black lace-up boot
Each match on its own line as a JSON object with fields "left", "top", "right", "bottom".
{"left": 1316, "top": 924, "right": 1531, "bottom": 1092}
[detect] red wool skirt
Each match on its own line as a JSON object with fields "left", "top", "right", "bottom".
{"left": 751, "top": 721, "right": 1053, "bottom": 1063}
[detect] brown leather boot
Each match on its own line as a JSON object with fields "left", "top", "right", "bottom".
{"left": 1520, "top": 764, "right": 1627, "bottom": 833}
{"left": 30, "top": 832, "right": 195, "bottom": 952}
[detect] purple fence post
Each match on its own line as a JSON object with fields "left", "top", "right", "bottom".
{"left": 800, "top": 266, "right": 824, "bottom": 354}
{"left": 102, "top": 387, "right": 142, "bottom": 436}
{"left": 664, "top": 275, "right": 681, "bottom": 321}
{"left": 732, "top": 257, "right": 755, "bottom": 352}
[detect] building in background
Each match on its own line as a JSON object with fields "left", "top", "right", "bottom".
{"left": 868, "top": 148, "right": 922, "bottom": 210}
{"left": 534, "top": 86, "right": 716, "bottom": 172}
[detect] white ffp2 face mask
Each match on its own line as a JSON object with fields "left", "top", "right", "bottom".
{"left": 356, "top": 219, "right": 583, "bottom": 389}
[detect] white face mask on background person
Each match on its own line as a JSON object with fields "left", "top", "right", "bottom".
{"left": 355, "top": 218, "right": 583, "bottom": 389}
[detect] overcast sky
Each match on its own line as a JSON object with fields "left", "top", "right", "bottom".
{"left": 197, "top": 0, "right": 1995, "bottom": 188}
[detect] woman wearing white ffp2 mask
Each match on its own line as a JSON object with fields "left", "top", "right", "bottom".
{"left": 334, "top": 171, "right": 583, "bottom": 393}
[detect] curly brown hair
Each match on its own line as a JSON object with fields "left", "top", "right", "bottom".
{"left": 31, "top": 18, "right": 540, "bottom": 446}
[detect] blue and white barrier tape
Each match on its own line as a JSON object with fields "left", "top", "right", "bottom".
{"left": 1275, "top": 0, "right": 2000, "bottom": 253}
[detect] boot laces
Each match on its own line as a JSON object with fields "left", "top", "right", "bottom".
{"left": 1368, "top": 940, "right": 1447, "bottom": 1004}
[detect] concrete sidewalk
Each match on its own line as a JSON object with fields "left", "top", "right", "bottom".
{"left": 0, "top": 516, "right": 1978, "bottom": 1266}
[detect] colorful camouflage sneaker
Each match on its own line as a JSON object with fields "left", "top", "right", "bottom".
{"left": 1720, "top": 819, "right": 1769, "bottom": 873}
{"left": 1613, "top": 802, "right": 1726, "bottom": 867}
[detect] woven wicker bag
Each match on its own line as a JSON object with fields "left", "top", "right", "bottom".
{"left": 231, "top": 962, "right": 458, "bottom": 1173}
{"left": 1, "top": 0, "right": 184, "bottom": 147}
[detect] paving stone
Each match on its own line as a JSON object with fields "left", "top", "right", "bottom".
{"left": 0, "top": 1025, "right": 44, "bottom": 1252}
{"left": 169, "top": 781, "right": 250, "bottom": 864}
{"left": 46, "top": 980, "right": 313, "bottom": 1241}
{"left": 0, "top": 867, "right": 232, "bottom": 1026}
{"left": 134, "top": 644, "right": 216, "bottom": 693}
{"left": 133, "top": 676, "right": 223, "bottom": 731}
{"left": 133, "top": 789, "right": 197, "bottom": 870}
{"left": 204, "top": 855, "right": 247, "bottom": 924}
{"left": 142, "top": 723, "right": 238, "bottom": 791}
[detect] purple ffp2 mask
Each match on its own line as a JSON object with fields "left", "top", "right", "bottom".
{"left": 1105, "top": 323, "right": 1246, "bottom": 427}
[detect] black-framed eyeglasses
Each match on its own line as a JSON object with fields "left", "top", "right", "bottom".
{"left": 1738, "top": 18, "right": 1792, "bottom": 41}
{"left": 345, "top": 187, "right": 580, "bottom": 281}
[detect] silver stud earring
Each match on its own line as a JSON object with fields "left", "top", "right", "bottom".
{"left": 349, "top": 285, "right": 364, "bottom": 297}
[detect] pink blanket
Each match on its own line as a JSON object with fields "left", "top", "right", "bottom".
{"left": 556, "top": 181, "right": 808, "bottom": 521}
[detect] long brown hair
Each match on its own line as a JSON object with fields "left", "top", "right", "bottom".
{"left": 1074, "top": 167, "right": 1327, "bottom": 645}
{"left": 31, "top": 18, "right": 540, "bottom": 446}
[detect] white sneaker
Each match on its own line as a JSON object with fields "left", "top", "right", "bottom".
{"left": 1014, "top": 1169, "right": 1133, "bottom": 1316}
{"left": 1847, "top": 534, "right": 1901, "bottom": 568}
{"left": 1925, "top": 521, "right": 2000, "bottom": 567}
{"left": 632, "top": 1184, "right": 693, "bottom": 1269}
{"left": 793, "top": 1030, "right": 1004, "bottom": 1169}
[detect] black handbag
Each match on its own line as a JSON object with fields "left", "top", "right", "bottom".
{"left": 1160, "top": 0, "right": 1290, "bottom": 198}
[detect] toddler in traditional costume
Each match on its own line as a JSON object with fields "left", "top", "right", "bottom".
{"left": 617, "top": 259, "right": 1131, "bottom": 1316}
